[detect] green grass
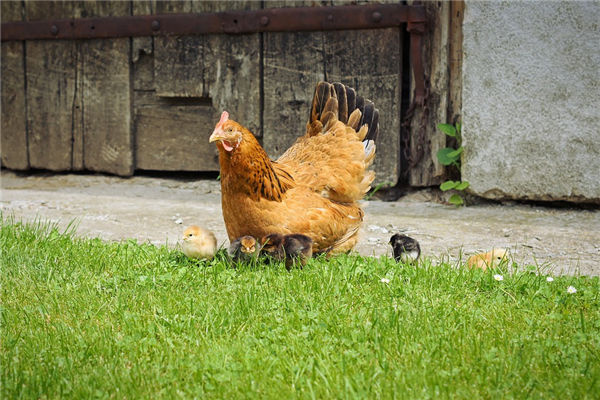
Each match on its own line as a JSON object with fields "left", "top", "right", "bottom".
{"left": 1, "top": 218, "right": 599, "bottom": 399}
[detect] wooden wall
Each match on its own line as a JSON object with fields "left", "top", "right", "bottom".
{"left": 1, "top": 1, "right": 461, "bottom": 187}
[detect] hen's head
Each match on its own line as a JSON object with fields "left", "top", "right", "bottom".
{"left": 209, "top": 111, "right": 252, "bottom": 153}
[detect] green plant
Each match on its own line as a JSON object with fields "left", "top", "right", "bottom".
{"left": 437, "top": 123, "right": 469, "bottom": 206}
{"left": 365, "top": 181, "right": 393, "bottom": 200}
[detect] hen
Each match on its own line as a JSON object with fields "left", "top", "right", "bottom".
{"left": 209, "top": 82, "right": 379, "bottom": 254}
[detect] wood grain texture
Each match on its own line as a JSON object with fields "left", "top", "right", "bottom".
{"left": 262, "top": 1, "right": 326, "bottom": 158}
{"left": 134, "top": 93, "right": 218, "bottom": 171}
{"left": 132, "top": 1, "right": 154, "bottom": 91}
{"left": 325, "top": 27, "right": 402, "bottom": 185}
{"left": 23, "top": 1, "right": 132, "bottom": 174}
{"left": 1, "top": 2, "right": 28, "bottom": 170}
{"left": 25, "top": 39, "right": 77, "bottom": 171}
{"left": 82, "top": 37, "right": 132, "bottom": 175}
{"left": 142, "top": 1, "right": 260, "bottom": 171}
{"left": 448, "top": 0, "right": 464, "bottom": 125}
{"left": 408, "top": 1, "right": 451, "bottom": 186}
{"left": 24, "top": 1, "right": 79, "bottom": 171}
{"left": 80, "top": 1, "right": 132, "bottom": 175}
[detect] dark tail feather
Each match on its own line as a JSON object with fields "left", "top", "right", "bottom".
{"left": 311, "top": 82, "right": 331, "bottom": 122}
{"left": 333, "top": 82, "right": 348, "bottom": 124}
{"left": 345, "top": 86, "right": 356, "bottom": 119}
{"left": 309, "top": 81, "right": 379, "bottom": 142}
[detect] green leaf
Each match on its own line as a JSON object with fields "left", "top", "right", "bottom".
{"left": 448, "top": 194, "right": 464, "bottom": 206}
{"left": 437, "top": 148, "right": 460, "bottom": 165}
{"left": 437, "top": 123, "right": 457, "bottom": 137}
{"left": 440, "top": 181, "right": 459, "bottom": 191}
{"left": 455, "top": 181, "right": 470, "bottom": 191}
{"left": 455, "top": 122, "right": 461, "bottom": 134}
{"left": 447, "top": 147, "right": 463, "bottom": 159}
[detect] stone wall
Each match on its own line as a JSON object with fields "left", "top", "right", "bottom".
{"left": 461, "top": 1, "right": 599, "bottom": 203}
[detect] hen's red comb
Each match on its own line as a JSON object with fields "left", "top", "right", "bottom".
{"left": 216, "top": 111, "right": 229, "bottom": 129}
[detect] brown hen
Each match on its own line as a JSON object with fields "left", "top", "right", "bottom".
{"left": 209, "top": 82, "right": 379, "bottom": 254}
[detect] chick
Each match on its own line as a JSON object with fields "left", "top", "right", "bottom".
{"left": 260, "top": 233, "right": 285, "bottom": 261}
{"left": 261, "top": 233, "right": 313, "bottom": 269}
{"left": 389, "top": 233, "right": 421, "bottom": 263}
{"left": 182, "top": 225, "right": 217, "bottom": 260}
{"left": 228, "top": 235, "right": 260, "bottom": 262}
{"left": 467, "top": 248, "right": 508, "bottom": 271}
{"left": 281, "top": 234, "right": 314, "bottom": 269}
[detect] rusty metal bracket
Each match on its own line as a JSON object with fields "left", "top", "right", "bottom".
{"left": 2, "top": 3, "right": 428, "bottom": 115}
{"left": 1, "top": 4, "right": 426, "bottom": 40}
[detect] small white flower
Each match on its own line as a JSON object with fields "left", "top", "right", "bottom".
{"left": 174, "top": 218, "right": 183, "bottom": 224}
{"left": 493, "top": 274, "right": 504, "bottom": 281}
{"left": 546, "top": 276, "right": 554, "bottom": 282}
{"left": 567, "top": 286, "right": 577, "bottom": 294}
{"left": 380, "top": 278, "right": 390, "bottom": 284}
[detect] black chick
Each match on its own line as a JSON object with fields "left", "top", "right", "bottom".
{"left": 281, "top": 234, "right": 313, "bottom": 269}
{"left": 261, "top": 233, "right": 313, "bottom": 269}
{"left": 260, "top": 233, "right": 285, "bottom": 261}
{"left": 228, "top": 235, "right": 260, "bottom": 263}
{"left": 389, "top": 233, "right": 421, "bottom": 264}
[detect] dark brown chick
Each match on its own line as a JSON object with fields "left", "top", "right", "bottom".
{"left": 281, "top": 234, "right": 314, "bottom": 269}
{"left": 261, "top": 233, "right": 313, "bottom": 269}
{"left": 260, "top": 233, "right": 285, "bottom": 261}
{"left": 228, "top": 235, "right": 260, "bottom": 263}
{"left": 389, "top": 233, "right": 421, "bottom": 264}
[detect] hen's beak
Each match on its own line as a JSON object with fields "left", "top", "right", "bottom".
{"left": 209, "top": 129, "right": 224, "bottom": 143}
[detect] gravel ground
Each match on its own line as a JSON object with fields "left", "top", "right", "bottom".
{"left": 2, "top": 170, "right": 599, "bottom": 276}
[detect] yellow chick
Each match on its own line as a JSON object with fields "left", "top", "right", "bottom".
{"left": 182, "top": 225, "right": 217, "bottom": 260}
{"left": 467, "top": 248, "right": 508, "bottom": 271}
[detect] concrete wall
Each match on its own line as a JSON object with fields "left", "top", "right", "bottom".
{"left": 461, "top": 1, "right": 599, "bottom": 203}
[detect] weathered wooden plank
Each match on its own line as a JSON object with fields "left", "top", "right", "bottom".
{"left": 153, "top": 1, "right": 260, "bottom": 133}
{"left": 134, "top": 92, "right": 219, "bottom": 171}
{"left": 448, "top": 0, "right": 464, "bottom": 125}
{"left": 139, "top": 1, "right": 260, "bottom": 171}
{"left": 263, "top": 1, "right": 326, "bottom": 158}
{"left": 132, "top": 2, "right": 155, "bottom": 91}
{"left": 25, "top": 40, "right": 77, "bottom": 171}
{"left": 23, "top": 1, "right": 131, "bottom": 173}
{"left": 153, "top": 1, "right": 206, "bottom": 98}
{"left": 204, "top": 32, "right": 261, "bottom": 137}
{"left": 408, "top": 1, "right": 451, "bottom": 186}
{"left": 78, "top": 1, "right": 132, "bottom": 175}
{"left": 81, "top": 37, "right": 132, "bottom": 175}
{"left": 1, "top": 41, "right": 28, "bottom": 170}
{"left": 24, "top": 1, "right": 80, "bottom": 171}
{"left": 325, "top": 27, "right": 402, "bottom": 185}
{"left": 1, "top": 2, "right": 28, "bottom": 170}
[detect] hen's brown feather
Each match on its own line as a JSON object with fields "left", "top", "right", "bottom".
{"left": 214, "top": 82, "right": 379, "bottom": 254}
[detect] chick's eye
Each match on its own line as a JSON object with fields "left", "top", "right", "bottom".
{"left": 188, "top": 234, "right": 193, "bottom": 237}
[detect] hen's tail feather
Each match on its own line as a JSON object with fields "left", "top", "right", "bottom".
{"left": 345, "top": 87, "right": 357, "bottom": 121}
{"left": 333, "top": 83, "right": 348, "bottom": 123}
{"left": 348, "top": 109, "right": 362, "bottom": 131}
{"left": 311, "top": 82, "right": 331, "bottom": 122}
{"left": 314, "top": 223, "right": 361, "bottom": 257}
{"left": 309, "top": 81, "right": 379, "bottom": 143}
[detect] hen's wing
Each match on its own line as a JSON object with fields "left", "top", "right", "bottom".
{"left": 277, "top": 82, "right": 379, "bottom": 203}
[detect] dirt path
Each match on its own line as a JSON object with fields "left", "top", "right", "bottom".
{"left": 2, "top": 170, "right": 598, "bottom": 276}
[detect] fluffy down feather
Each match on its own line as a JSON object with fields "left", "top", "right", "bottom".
{"left": 209, "top": 82, "right": 379, "bottom": 254}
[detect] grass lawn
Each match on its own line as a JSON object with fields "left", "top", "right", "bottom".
{"left": 1, "top": 218, "right": 599, "bottom": 399}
